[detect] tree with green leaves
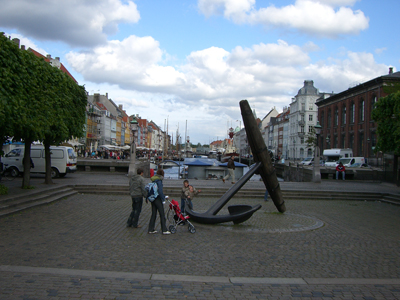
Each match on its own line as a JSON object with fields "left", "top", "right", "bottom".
{"left": 1, "top": 34, "right": 47, "bottom": 188}
{"left": 40, "top": 65, "right": 87, "bottom": 184}
{"left": 0, "top": 34, "right": 87, "bottom": 187}
{"left": 305, "top": 127, "right": 317, "bottom": 149}
{"left": 372, "top": 91, "right": 400, "bottom": 155}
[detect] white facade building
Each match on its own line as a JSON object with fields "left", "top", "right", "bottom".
{"left": 289, "top": 80, "right": 332, "bottom": 160}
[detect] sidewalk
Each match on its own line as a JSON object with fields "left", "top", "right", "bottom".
{"left": 1, "top": 173, "right": 400, "bottom": 299}
{"left": 2, "top": 171, "right": 400, "bottom": 197}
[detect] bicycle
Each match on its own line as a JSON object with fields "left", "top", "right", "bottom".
{"left": 0, "top": 163, "right": 18, "bottom": 181}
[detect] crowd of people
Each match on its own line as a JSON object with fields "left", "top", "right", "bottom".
{"left": 77, "top": 149, "right": 130, "bottom": 160}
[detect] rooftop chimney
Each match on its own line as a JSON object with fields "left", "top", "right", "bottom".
{"left": 12, "top": 38, "right": 20, "bottom": 47}
{"left": 389, "top": 67, "right": 393, "bottom": 75}
{"left": 46, "top": 54, "right": 51, "bottom": 59}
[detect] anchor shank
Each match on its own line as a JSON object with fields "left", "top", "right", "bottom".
{"left": 240, "top": 100, "right": 286, "bottom": 213}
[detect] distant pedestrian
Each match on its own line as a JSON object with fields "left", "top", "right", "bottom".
{"left": 222, "top": 155, "right": 236, "bottom": 184}
{"left": 336, "top": 162, "right": 345, "bottom": 180}
{"left": 127, "top": 168, "right": 147, "bottom": 228}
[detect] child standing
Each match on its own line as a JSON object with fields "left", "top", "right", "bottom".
{"left": 180, "top": 180, "right": 190, "bottom": 214}
{"left": 184, "top": 185, "right": 201, "bottom": 211}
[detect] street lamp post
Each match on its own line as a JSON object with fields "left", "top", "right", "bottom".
{"left": 313, "top": 121, "right": 322, "bottom": 183}
{"left": 128, "top": 116, "right": 138, "bottom": 177}
{"left": 326, "top": 136, "right": 330, "bottom": 149}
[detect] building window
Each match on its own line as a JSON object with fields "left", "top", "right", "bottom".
{"left": 349, "top": 134, "right": 354, "bottom": 149}
{"left": 308, "top": 126, "right": 313, "bottom": 133}
{"left": 334, "top": 107, "right": 338, "bottom": 126}
{"left": 350, "top": 102, "right": 355, "bottom": 124}
{"left": 342, "top": 106, "right": 346, "bottom": 125}
{"left": 327, "top": 109, "right": 331, "bottom": 128}
{"left": 371, "top": 96, "right": 377, "bottom": 120}
{"left": 360, "top": 100, "right": 365, "bottom": 122}
{"left": 309, "top": 115, "right": 313, "bottom": 121}
{"left": 309, "top": 103, "right": 313, "bottom": 110}
{"left": 334, "top": 136, "right": 338, "bottom": 148}
{"left": 301, "top": 126, "right": 304, "bottom": 133}
{"left": 320, "top": 111, "right": 324, "bottom": 127}
{"left": 341, "top": 134, "right": 346, "bottom": 148}
{"left": 301, "top": 137, "right": 304, "bottom": 144}
{"left": 359, "top": 132, "right": 364, "bottom": 156}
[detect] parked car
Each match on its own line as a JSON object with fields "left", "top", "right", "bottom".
{"left": 300, "top": 157, "right": 314, "bottom": 165}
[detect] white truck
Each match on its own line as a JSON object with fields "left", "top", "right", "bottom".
{"left": 323, "top": 148, "right": 353, "bottom": 167}
{"left": 1, "top": 145, "right": 77, "bottom": 178}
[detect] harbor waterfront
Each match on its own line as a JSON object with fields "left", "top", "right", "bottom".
{"left": 76, "top": 157, "right": 385, "bottom": 182}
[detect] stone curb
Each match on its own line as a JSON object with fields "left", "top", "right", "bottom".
{"left": 2, "top": 265, "right": 400, "bottom": 286}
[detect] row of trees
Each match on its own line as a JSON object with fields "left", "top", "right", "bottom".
{"left": 0, "top": 34, "right": 88, "bottom": 188}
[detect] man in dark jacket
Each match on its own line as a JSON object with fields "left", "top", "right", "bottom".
{"left": 127, "top": 168, "right": 147, "bottom": 228}
{"left": 222, "top": 155, "right": 236, "bottom": 184}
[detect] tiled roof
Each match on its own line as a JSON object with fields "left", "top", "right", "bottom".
{"left": 28, "top": 48, "right": 77, "bottom": 83}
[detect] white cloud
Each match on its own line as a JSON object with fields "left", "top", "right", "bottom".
{"left": 0, "top": 0, "right": 140, "bottom": 47}
{"left": 198, "top": 0, "right": 369, "bottom": 37}
{"left": 67, "top": 35, "right": 389, "bottom": 122}
{"left": 66, "top": 35, "right": 185, "bottom": 92}
{"left": 198, "top": 0, "right": 255, "bottom": 23}
{"left": 375, "top": 47, "right": 387, "bottom": 55}
{"left": 313, "top": 0, "right": 360, "bottom": 7}
{"left": 304, "top": 51, "right": 389, "bottom": 93}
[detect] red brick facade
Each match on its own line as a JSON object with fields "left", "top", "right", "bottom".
{"left": 316, "top": 70, "right": 400, "bottom": 164}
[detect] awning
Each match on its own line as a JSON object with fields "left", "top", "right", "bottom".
{"left": 99, "top": 144, "right": 121, "bottom": 150}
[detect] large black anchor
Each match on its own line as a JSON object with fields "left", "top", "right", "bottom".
{"left": 186, "top": 100, "right": 286, "bottom": 224}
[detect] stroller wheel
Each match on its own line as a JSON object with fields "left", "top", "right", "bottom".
{"left": 188, "top": 225, "right": 196, "bottom": 234}
{"left": 169, "top": 225, "right": 176, "bottom": 234}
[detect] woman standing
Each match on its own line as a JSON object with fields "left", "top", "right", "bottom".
{"left": 148, "top": 169, "right": 170, "bottom": 234}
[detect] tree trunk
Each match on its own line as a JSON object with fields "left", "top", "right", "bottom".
{"left": 44, "top": 141, "right": 53, "bottom": 184}
{"left": 22, "top": 138, "right": 32, "bottom": 188}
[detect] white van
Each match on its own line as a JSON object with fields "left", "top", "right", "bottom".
{"left": 1, "top": 145, "right": 77, "bottom": 178}
{"left": 338, "top": 157, "right": 365, "bottom": 167}
{"left": 323, "top": 148, "right": 353, "bottom": 167}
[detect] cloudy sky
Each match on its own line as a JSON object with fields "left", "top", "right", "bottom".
{"left": 1, "top": 0, "right": 399, "bottom": 145}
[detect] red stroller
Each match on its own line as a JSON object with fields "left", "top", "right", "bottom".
{"left": 167, "top": 199, "right": 196, "bottom": 234}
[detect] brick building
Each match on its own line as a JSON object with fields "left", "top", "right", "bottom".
{"left": 316, "top": 68, "right": 400, "bottom": 166}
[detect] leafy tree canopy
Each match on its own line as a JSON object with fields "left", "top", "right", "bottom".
{"left": 0, "top": 34, "right": 87, "bottom": 186}
{"left": 372, "top": 91, "right": 400, "bottom": 155}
